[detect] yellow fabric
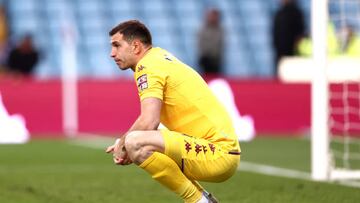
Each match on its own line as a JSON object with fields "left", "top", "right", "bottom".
{"left": 134, "top": 47, "right": 240, "bottom": 202}
{"left": 161, "top": 129, "right": 240, "bottom": 182}
{"left": 297, "top": 23, "right": 340, "bottom": 57}
{"left": 140, "top": 152, "right": 202, "bottom": 203}
{"left": 346, "top": 36, "right": 360, "bottom": 57}
{"left": 134, "top": 47, "right": 240, "bottom": 152}
{"left": 327, "top": 23, "right": 340, "bottom": 56}
{"left": 297, "top": 37, "right": 312, "bottom": 56}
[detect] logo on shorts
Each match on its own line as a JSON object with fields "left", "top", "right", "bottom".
{"left": 202, "top": 145, "right": 208, "bottom": 154}
{"left": 185, "top": 141, "right": 192, "bottom": 153}
{"left": 195, "top": 143, "right": 202, "bottom": 156}
{"left": 137, "top": 74, "right": 148, "bottom": 91}
{"left": 208, "top": 143, "right": 216, "bottom": 154}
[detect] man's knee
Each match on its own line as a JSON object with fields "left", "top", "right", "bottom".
{"left": 124, "top": 131, "right": 144, "bottom": 153}
{"left": 124, "top": 131, "right": 153, "bottom": 164}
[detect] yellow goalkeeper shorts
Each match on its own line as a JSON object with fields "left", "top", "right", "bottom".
{"left": 160, "top": 129, "right": 240, "bottom": 182}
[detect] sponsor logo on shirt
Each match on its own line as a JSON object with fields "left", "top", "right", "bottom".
{"left": 137, "top": 65, "right": 146, "bottom": 72}
{"left": 164, "top": 54, "right": 173, "bottom": 61}
{"left": 137, "top": 74, "right": 148, "bottom": 91}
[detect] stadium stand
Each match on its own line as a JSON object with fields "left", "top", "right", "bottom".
{"left": 2, "top": 0, "right": 315, "bottom": 78}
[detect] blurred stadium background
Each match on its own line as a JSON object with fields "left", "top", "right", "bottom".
{"left": 0, "top": 0, "right": 317, "bottom": 134}
{"left": 1, "top": 0, "right": 313, "bottom": 77}
{"left": 1, "top": 0, "right": 360, "bottom": 202}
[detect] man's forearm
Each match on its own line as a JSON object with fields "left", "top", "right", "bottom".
{"left": 121, "top": 97, "right": 162, "bottom": 139}
{"left": 122, "top": 115, "right": 160, "bottom": 137}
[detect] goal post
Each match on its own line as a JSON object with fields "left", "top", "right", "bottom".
{"left": 60, "top": 12, "right": 78, "bottom": 137}
{"left": 311, "top": 0, "right": 360, "bottom": 181}
{"left": 311, "top": 0, "right": 330, "bottom": 181}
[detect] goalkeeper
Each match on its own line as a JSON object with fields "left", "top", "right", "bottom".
{"left": 106, "top": 20, "right": 241, "bottom": 203}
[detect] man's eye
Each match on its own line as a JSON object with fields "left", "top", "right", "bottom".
{"left": 112, "top": 43, "right": 120, "bottom": 48}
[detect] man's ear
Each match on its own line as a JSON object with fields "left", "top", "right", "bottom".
{"left": 132, "top": 40, "right": 141, "bottom": 54}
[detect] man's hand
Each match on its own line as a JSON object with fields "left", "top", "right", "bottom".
{"left": 106, "top": 137, "right": 133, "bottom": 165}
{"left": 105, "top": 98, "right": 162, "bottom": 165}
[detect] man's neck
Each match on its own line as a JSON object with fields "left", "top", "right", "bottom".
{"left": 131, "top": 46, "right": 153, "bottom": 71}
{"left": 142, "top": 46, "right": 153, "bottom": 58}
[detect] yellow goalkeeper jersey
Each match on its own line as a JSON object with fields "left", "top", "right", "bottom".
{"left": 134, "top": 47, "right": 239, "bottom": 151}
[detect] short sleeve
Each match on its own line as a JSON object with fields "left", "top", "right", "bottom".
{"left": 135, "top": 65, "right": 166, "bottom": 101}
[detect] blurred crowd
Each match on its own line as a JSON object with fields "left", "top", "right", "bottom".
{"left": 0, "top": 5, "right": 40, "bottom": 78}
{"left": 273, "top": 0, "right": 360, "bottom": 76}
{"left": 197, "top": 8, "right": 224, "bottom": 76}
{"left": 0, "top": 0, "right": 359, "bottom": 79}
{"left": 198, "top": 0, "right": 360, "bottom": 77}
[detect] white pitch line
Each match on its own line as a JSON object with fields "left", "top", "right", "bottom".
{"left": 239, "top": 161, "right": 311, "bottom": 180}
{"left": 70, "top": 139, "right": 110, "bottom": 150}
{"left": 67, "top": 133, "right": 115, "bottom": 149}
{"left": 239, "top": 161, "right": 360, "bottom": 188}
{"left": 68, "top": 135, "right": 360, "bottom": 188}
{"left": 337, "top": 180, "right": 360, "bottom": 188}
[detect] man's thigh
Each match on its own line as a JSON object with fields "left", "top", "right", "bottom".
{"left": 160, "top": 129, "right": 240, "bottom": 182}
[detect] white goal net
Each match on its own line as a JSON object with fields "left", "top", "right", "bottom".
{"left": 312, "top": 0, "right": 360, "bottom": 181}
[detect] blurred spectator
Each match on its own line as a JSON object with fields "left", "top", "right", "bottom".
{"left": 296, "top": 22, "right": 360, "bottom": 57}
{"left": 0, "top": 5, "right": 9, "bottom": 70}
{"left": 272, "top": 0, "right": 305, "bottom": 75}
{"left": 6, "top": 34, "right": 39, "bottom": 76}
{"left": 297, "top": 22, "right": 340, "bottom": 57}
{"left": 197, "top": 8, "right": 224, "bottom": 75}
{"left": 339, "top": 25, "right": 360, "bottom": 57}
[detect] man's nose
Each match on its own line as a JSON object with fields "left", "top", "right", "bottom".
{"left": 110, "top": 48, "right": 116, "bottom": 58}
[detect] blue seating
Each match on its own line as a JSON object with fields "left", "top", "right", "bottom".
{"left": 75, "top": 0, "right": 102, "bottom": 14}
{"left": 7, "top": 0, "right": 39, "bottom": 13}
{"left": 141, "top": 0, "right": 169, "bottom": 13}
{"left": 109, "top": 0, "right": 134, "bottom": 12}
{"left": 4, "top": 0, "right": 325, "bottom": 78}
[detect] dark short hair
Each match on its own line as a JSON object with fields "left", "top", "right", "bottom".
{"left": 109, "top": 20, "right": 152, "bottom": 45}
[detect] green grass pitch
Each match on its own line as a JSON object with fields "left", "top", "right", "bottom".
{"left": 1, "top": 136, "right": 359, "bottom": 203}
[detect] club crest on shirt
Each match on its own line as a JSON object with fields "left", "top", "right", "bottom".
{"left": 137, "top": 65, "right": 146, "bottom": 72}
{"left": 137, "top": 74, "right": 148, "bottom": 91}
